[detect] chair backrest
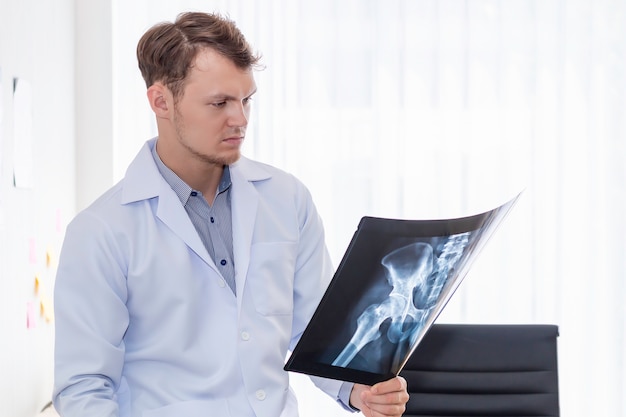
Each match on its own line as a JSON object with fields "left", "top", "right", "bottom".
{"left": 399, "top": 324, "right": 560, "bottom": 417}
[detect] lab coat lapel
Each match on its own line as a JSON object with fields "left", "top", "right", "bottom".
{"left": 156, "top": 185, "right": 217, "bottom": 271}
{"left": 121, "top": 140, "right": 218, "bottom": 272}
{"left": 230, "top": 157, "right": 271, "bottom": 311}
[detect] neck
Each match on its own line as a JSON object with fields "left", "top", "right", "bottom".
{"left": 155, "top": 139, "right": 224, "bottom": 201}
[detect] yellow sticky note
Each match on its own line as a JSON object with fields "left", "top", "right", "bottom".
{"left": 40, "top": 295, "right": 54, "bottom": 323}
{"left": 34, "top": 274, "right": 40, "bottom": 294}
{"left": 46, "top": 247, "right": 56, "bottom": 268}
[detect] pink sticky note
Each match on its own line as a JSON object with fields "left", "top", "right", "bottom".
{"left": 26, "top": 302, "right": 37, "bottom": 329}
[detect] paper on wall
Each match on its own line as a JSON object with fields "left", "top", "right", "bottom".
{"left": 13, "top": 77, "right": 34, "bottom": 189}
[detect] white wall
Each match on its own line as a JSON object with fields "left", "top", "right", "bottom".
{"left": 75, "top": 0, "right": 114, "bottom": 211}
{"left": 0, "top": 0, "right": 75, "bottom": 416}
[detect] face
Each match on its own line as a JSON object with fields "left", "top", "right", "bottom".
{"left": 168, "top": 48, "right": 257, "bottom": 167}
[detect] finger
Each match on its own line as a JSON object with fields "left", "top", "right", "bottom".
{"left": 371, "top": 376, "right": 407, "bottom": 395}
{"left": 363, "top": 400, "right": 407, "bottom": 417}
{"left": 364, "top": 389, "right": 409, "bottom": 407}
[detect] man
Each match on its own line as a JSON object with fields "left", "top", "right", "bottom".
{"left": 53, "top": 11, "right": 409, "bottom": 417}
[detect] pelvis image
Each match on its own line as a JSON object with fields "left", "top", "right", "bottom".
{"left": 329, "top": 232, "right": 471, "bottom": 374}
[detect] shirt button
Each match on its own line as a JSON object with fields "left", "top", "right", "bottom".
{"left": 220, "top": 259, "right": 227, "bottom": 266}
{"left": 210, "top": 216, "right": 215, "bottom": 223}
{"left": 241, "top": 331, "right": 250, "bottom": 341}
{"left": 255, "top": 390, "right": 266, "bottom": 401}
{"left": 190, "top": 191, "right": 198, "bottom": 196}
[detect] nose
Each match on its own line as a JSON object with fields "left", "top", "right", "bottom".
{"left": 228, "top": 101, "right": 249, "bottom": 127}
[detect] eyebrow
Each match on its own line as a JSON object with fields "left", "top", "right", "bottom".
{"left": 208, "top": 88, "right": 257, "bottom": 102}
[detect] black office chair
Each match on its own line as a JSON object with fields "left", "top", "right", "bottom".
{"left": 399, "top": 324, "right": 560, "bottom": 417}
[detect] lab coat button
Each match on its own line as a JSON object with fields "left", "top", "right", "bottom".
{"left": 255, "top": 390, "right": 266, "bottom": 400}
{"left": 218, "top": 280, "right": 226, "bottom": 288}
{"left": 241, "top": 331, "right": 250, "bottom": 341}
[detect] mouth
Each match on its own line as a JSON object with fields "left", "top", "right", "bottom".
{"left": 223, "top": 136, "right": 244, "bottom": 146}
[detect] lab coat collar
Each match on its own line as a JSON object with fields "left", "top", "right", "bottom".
{"left": 120, "top": 138, "right": 273, "bottom": 308}
{"left": 120, "top": 138, "right": 162, "bottom": 204}
{"left": 120, "top": 138, "right": 273, "bottom": 203}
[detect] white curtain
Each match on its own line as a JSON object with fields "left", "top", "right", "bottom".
{"left": 113, "top": 1, "right": 626, "bottom": 416}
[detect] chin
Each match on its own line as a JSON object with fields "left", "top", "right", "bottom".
{"left": 221, "top": 151, "right": 241, "bottom": 166}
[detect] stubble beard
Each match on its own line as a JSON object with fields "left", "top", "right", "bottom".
{"left": 173, "top": 108, "right": 241, "bottom": 167}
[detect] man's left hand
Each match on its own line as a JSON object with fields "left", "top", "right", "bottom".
{"left": 349, "top": 376, "right": 409, "bottom": 417}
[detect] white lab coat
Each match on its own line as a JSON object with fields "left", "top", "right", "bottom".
{"left": 53, "top": 139, "right": 344, "bottom": 417}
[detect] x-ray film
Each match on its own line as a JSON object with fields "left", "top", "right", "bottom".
{"left": 284, "top": 194, "right": 521, "bottom": 385}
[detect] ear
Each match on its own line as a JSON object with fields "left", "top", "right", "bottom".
{"left": 147, "top": 83, "right": 171, "bottom": 118}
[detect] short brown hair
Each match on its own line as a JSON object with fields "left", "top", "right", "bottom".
{"left": 137, "top": 12, "right": 261, "bottom": 100}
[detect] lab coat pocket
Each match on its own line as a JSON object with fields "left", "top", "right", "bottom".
{"left": 248, "top": 242, "right": 297, "bottom": 315}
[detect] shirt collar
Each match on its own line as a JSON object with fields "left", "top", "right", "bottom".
{"left": 151, "top": 142, "right": 231, "bottom": 205}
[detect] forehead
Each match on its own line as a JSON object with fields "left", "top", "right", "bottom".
{"left": 185, "top": 48, "right": 256, "bottom": 94}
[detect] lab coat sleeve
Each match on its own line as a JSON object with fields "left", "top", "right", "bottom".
{"left": 289, "top": 181, "right": 334, "bottom": 348}
{"left": 53, "top": 208, "right": 130, "bottom": 417}
{"left": 288, "top": 180, "right": 357, "bottom": 409}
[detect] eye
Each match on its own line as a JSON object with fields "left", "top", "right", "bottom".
{"left": 212, "top": 101, "right": 227, "bottom": 108}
